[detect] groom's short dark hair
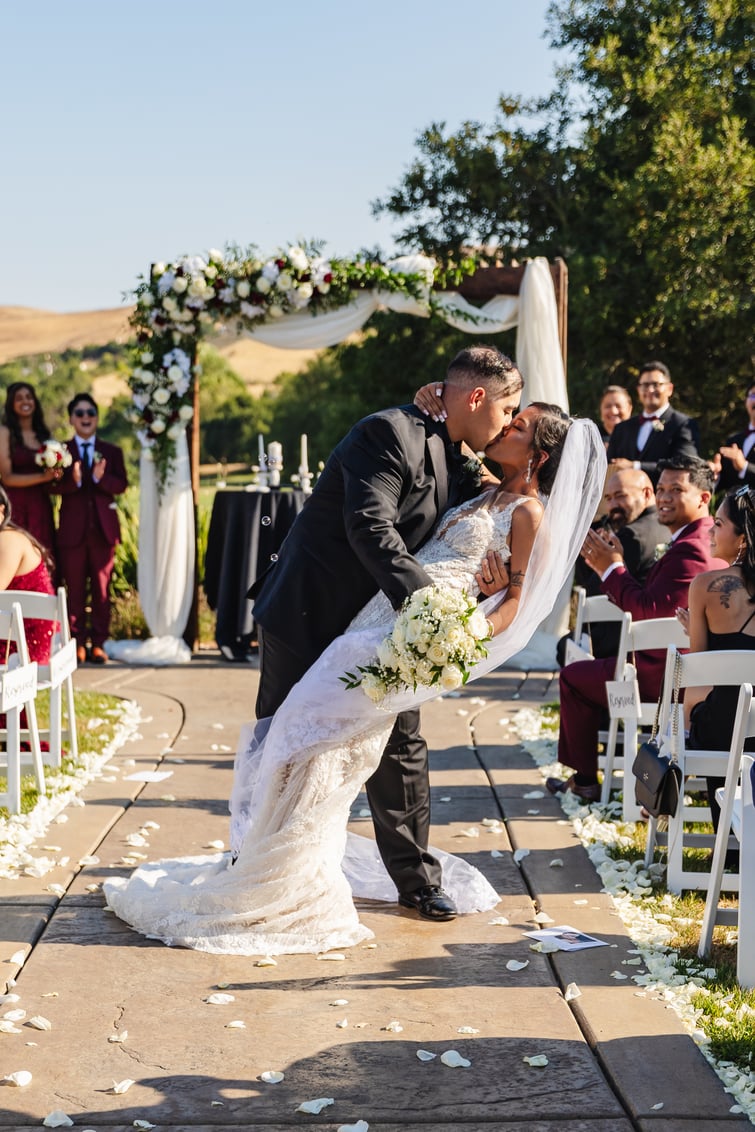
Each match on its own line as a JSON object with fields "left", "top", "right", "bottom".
{"left": 446, "top": 345, "right": 523, "bottom": 397}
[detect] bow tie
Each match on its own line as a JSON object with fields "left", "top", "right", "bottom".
{"left": 641, "top": 414, "right": 659, "bottom": 422}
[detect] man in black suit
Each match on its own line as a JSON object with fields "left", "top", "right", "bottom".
{"left": 711, "top": 380, "right": 755, "bottom": 493}
{"left": 558, "top": 468, "right": 666, "bottom": 663}
{"left": 606, "top": 361, "right": 698, "bottom": 484}
{"left": 251, "top": 346, "right": 522, "bottom": 921}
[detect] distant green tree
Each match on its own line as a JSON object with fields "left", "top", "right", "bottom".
{"left": 373, "top": 0, "right": 755, "bottom": 452}
{"left": 196, "top": 345, "right": 272, "bottom": 466}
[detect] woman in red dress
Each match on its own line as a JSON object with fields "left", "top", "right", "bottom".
{"left": 0, "top": 484, "right": 56, "bottom": 666}
{"left": 0, "top": 382, "right": 60, "bottom": 555}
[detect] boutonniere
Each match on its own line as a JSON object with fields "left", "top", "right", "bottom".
{"left": 654, "top": 541, "right": 671, "bottom": 561}
{"left": 651, "top": 419, "right": 665, "bottom": 432}
{"left": 93, "top": 450, "right": 104, "bottom": 464}
{"left": 460, "top": 455, "right": 484, "bottom": 490}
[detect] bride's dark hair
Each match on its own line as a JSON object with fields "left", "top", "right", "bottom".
{"left": 529, "top": 402, "right": 572, "bottom": 497}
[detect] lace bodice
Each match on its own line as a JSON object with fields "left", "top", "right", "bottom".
{"left": 350, "top": 492, "right": 526, "bottom": 631}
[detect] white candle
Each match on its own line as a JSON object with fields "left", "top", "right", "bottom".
{"left": 258, "top": 433, "right": 265, "bottom": 466}
{"left": 300, "top": 433, "right": 308, "bottom": 472}
{"left": 267, "top": 441, "right": 282, "bottom": 464}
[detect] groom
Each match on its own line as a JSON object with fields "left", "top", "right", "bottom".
{"left": 251, "top": 345, "right": 522, "bottom": 920}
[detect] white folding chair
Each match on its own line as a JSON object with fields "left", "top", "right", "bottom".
{"left": 645, "top": 646, "right": 755, "bottom": 892}
{"left": 698, "top": 684, "right": 755, "bottom": 987}
{"left": 601, "top": 616, "right": 689, "bottom": 819}
{"left": 0, "top": 602, "right": 45, "bottom": 814}
{"left": 0, "top": 588, "right": 79, "bottom": 769}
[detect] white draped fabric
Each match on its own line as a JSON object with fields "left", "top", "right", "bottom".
{"left": 130, "top": 257, "right": 567, "bottom": 665}
{"left": 108, "top": 435, "right": 194, "bottom": 666}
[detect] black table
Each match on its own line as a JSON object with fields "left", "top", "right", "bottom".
{"left": 204, "top": 489, "right": 306, "bottom": 660}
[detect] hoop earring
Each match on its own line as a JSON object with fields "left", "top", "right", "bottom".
{"left": 524, "top": 458, "right": 533, "bottom": 485}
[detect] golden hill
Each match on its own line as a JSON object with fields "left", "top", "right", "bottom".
{"left": 0, "top": 306, "right": 320, "bottom": 398}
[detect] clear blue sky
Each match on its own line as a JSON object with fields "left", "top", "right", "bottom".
{"left": 1, "top": 1, "right": 563, "bottom": 313}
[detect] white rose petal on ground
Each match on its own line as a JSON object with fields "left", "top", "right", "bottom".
{"left": 523, "top": 791, "right": 545, "bottom": 799}
{"left": 549, "top": 858, "right": 564, "bottom": 868}
{"left": 108, "top": 1031, "right": 128, "bottom": 1043}
{"left": 489, "top": 916, "right": 509, "bottom": 926}
{"left": 337, "top": 1122, "right": 369, "bottom": 1132}
{"left": 533, "top": 912, "right": 555, "bottom": 924}
{"left": 42, "top": 1111, "right": 73, "bottom": 1128}
{"left": 610, "top": 971, "right": 628, "bottom": 980}
{"left": 0, "top": 994, "right": 20, "bottom": 1004}
{"left": 111, "top": 1078, "right": 134, "bottom": 1094}
{"left": 27, "top": 1015, "right": 52, "bottom": 1031}
{"left": 382, "top": 1020, "right": 403, "bottom": 1032}
{"left": 416, "top": 1050, "right": 437, "bottom": 1061}
{"left": 296, "top": 1098, "right": 334, "bottom": 1114}
{"left": 455, "top": 827, "right": 479, "bottom": 838}
{"left": 530, "top": 940, "right": 560, "bottom": 954}
{"left": 204, "top": 993, "right": 235, "bottom": 1005}
{"left": 259, "top": 1071, "right": 284, "bottom": 1083}
{"left": 2, "top": 1070, "right": 32, "bottom": 1086}
{"left": 225, "top": 1021, "right": 246, "bottom": 1029}
{"left": 317, "top": 953, "right": 345, "bottom": 961}
{"left": 255, "top": 957, "right": 277, "bottom": 967}
{"left": 490, "top": 849, "right": 503, "bottom": 858}
{"left": 440, "top": 1050, "right": 471, "bottom": 1068}
{"left": 523, "top": 1054, "right": 549, "bottom": 1067}
{"left": 565, "top": 983, "right": 582, "bottom": 1002}
{"left": 336, "top": 1019, "right": 348, "bottom": 1029}
{"left": 133, "top": 1122, "right": 156, "bottom": 1130}
{"left": 4, "top": 1009, "right": 26, "bottom": 1021}
{"left": 0, "top": 1021, "right": 22, "bottom": 1033}
{"left": 506, "top": 959, "right": 529, "bottom": 972}
{"left": 457, "top": 1026, "right": 479, "bottom": 1034}
{"left": 652, "top": 1102, "right": 664, "bottom": 1110}
{"left": 329, "top": 999, "right": 349, "bottom": 1006}
{"left": 205, "top": 840, "right": 224, "bottom": 850}
{"left": 9, "top": 950, "right": 26, "bottom": 965}
{"left": 439, "top": 796, "right": 451, "bottom": 802}
{"left": 513, "top": 849, "right": 530, "bottom": 865}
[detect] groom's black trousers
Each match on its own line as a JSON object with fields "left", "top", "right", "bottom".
{"left": 256, "top": 627, "right": 442, "bottom": 895}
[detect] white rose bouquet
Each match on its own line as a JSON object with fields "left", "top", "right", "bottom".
{"left": 35, "top": 439, "right": 72, "bottom": 470}
{"left": 343, "top": 585, "right": 492, "bottom": 704}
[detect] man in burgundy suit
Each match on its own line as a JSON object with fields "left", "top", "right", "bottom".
{"left": 547, "top": 455, "right": 726, "bottom": 801}
{"left": 55, "top": 393, "right": 128, "bottom": 664}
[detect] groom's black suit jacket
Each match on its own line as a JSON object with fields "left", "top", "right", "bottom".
{"left": 606, "top": 406, "right": 698, "bottom": 483}
{"left": 250, "top": 405, "right": 476, "bottom": 664}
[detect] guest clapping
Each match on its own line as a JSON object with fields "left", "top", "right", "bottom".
{"left": 0, "top": 382, "right": 59, "bottom": 553}
{"left": 710, "top": 381, "right": 755, "bottom": 493}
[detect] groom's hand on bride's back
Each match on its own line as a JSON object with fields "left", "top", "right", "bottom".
{"left": 476, "top": 550, "right": 509, "bottom": 596}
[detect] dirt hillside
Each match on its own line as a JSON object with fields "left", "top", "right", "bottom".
{"left": 0, "top": 306, "right": 320, "bottom": 396}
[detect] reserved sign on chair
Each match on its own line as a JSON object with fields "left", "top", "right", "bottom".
{"left": 0, "top": 661, "right": 38, "bottom": 713}
{"left": 606, "top": 677, "right": 641, "bottom": 719}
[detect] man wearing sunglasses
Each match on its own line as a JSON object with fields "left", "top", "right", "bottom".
{"left": 606, "top": 361, "right": 698, "bottom": 485}
{"left": 54, "top": 393, "right": 128, "bottom": 664}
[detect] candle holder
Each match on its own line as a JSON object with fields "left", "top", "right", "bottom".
{"left": 298, "top": 466, "right": 313, "bottom": 494}
{"left": 249, "top": 464, "right": 270, "bottom": 492}
{"left": 266, "top": 445, "right": 283, "bottom": 489}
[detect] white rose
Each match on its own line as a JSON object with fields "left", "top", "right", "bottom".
{"left": 276, "top": 271, "right": 293, "bottom": 291}
{"left": 219, "top": 286, "right": 235, "bottom": 303}
{"left": 178, "top": 405, "right": 194, "bottom": 421}
{"left": 139, "top": 291, "right": 154, "bottom": 307}
{"left": 167, "top": 423, "right": 184, "bottom": 440}
{"left": 288, "top": 246, "right": 309, "bottom": 271}
{"left": 188, "top": 277, "right": 210, "bottom": 298}
{"left": 297, "top": 282, "right": 313, "bottom": 302}
{"left": 414, "top": 658, "right": 435, "bottom": 684}
{"left": 139, "top": 369, "right": 155, "bottom": 385}
{"left": 443, "top": 623, "right": 465, "bottom": 647}
{"left": 317, "top": 282, "right": 331, "bottom": 295}
{"left": 255, "top": 276, "right": 272, "bottom": 294}
{"left": 152, "top": 387, "right": 171, "bottom": 406}
{"left": 440, "top": 664, "right": 464, "bottom": 691}
{"left": 208, "top": 248, "right": 223, "bottom": 263}
{"left": 240, "top": 301, "right": 264, "bottom": 319}
{"left": 268, "top": 304, "right": 283, "bottom": 319}
{"left": 167, "top": 364, "right": 184, "bottom": 382}
{"left": 261, "top": 261, "right": 280, "bottom": 282}
{"left": 236, "top": 280, "right": 251, "bottom": 298}
{"left": 377, "top": 638, "right": 397, "bottom": 667}
{"left": 140, "top": 351, "right": 154, "bottom": 364}
{"left": 392, "top": 620, "right": 407, "bottom": 648}
{"left": 172, "top": 276, "right": 188, "bottom": 293}
{"left": 150, "top": 418, "right": 166, "bottom": 434}
{"left": 204, "top": 264, "right": 217, "bottom": 280}
{"left": 405, "top": 618, "right": 426, "bottom": 644}
{"left": 361, "top": 673, "right": 386, "bottom": 703}
{"left": 468, "top": 608, "right": 491, "bottom": 640}
{"left": 427, "top": 641, "right": 449, "bottom": 666}
{"left": 132, "top": 393, "right": 149, "bottom": 410}
{"left": 153, "top": 262, "right": 167, "bottom": 276}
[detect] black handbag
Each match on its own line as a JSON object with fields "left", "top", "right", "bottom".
{"left": 632, "top": 653, "right": 683, "bottom": 818}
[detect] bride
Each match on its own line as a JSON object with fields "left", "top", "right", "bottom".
{"left": 104, "top": 405, "right": 605, "bottom": 955}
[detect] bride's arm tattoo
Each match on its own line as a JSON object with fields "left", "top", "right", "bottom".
{"left": 708, "top": 574, "right": 745, "bottom": 609}
{"left": 509, "top": 571, "right": 526, "bottom": 589}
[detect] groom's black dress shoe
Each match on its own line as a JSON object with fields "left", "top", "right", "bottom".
{"left": 398, "top": 885, "right": 457, "bottom": 921}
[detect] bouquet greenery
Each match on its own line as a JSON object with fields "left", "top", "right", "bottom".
{"left": 343, "top": 584, "right": 492, "bottom": 704}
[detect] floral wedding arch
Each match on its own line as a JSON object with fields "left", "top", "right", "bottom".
{"left": 117, "top": 247, "right": 568, "bottom": 665}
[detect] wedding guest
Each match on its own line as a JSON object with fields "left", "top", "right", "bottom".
{"left": 598, "top": 384, "right": 632, "bottom": 447}
{"left": 0, "top": 485, "right": 56, "bottom": 665}
{"left": 677, "top": 485, "right": 755, "bottom": 847}
{"left": 557, "top": 468, "right": 665, "bottom": 664}
{"left": 549, "top": 456, "right": 726, "bottom": 800}
{"left": 0, "top": 381, "right": 59, "bottom": 553}
{"left": 710, "top": 381, "right": 755, "bottom": 493}
{"left": 53, "top": 394, "right": 128, "bottom": 665}
{"left": 606, "top": 361, "right": 698, "bottom": 484}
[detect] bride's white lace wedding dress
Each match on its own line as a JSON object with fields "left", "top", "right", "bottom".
{"left": 104, "top": 421, "right": 605, "bottom": 956}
